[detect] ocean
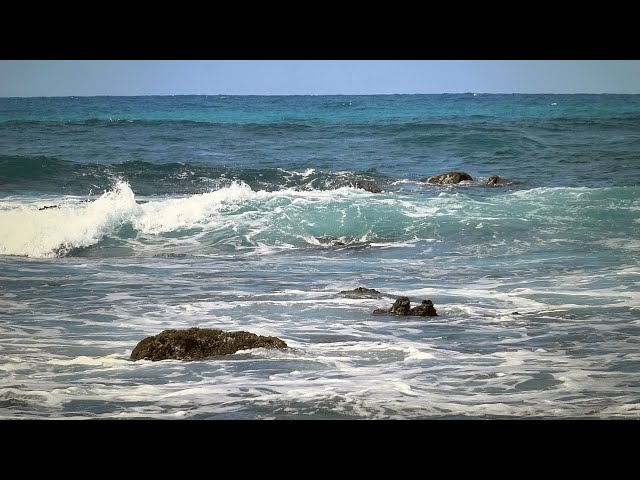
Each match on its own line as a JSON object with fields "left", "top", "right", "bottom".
{"left": 1, "top": 94, "right": 639, "bottom": 419}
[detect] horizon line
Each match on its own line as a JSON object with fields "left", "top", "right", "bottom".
{"left": 1, "top": 92, "right": 638, "bottom": 98}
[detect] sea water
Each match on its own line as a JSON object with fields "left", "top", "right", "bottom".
{"left": 1, "top": 94, "right": 639, "bottom": 418}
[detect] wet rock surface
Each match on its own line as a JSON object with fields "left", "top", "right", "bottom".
{"left": 409, "top": 299, "right": 438, "bottom": 316}
{"left": 130, "top": 327, "right": 287, "bottom": 361}
{"left": 339, "top": 287, "right": 383, "bottom": 298}
{"left": 389, "top": 296, "right": 412, "bottom": 315}
{"left": 375, "top": 296, "right": 438, "bottom": 317}
{"left": 352, "top": 179, "right": 382, "bottom": 193}
{"left": 487, "top": 175, "right": 504, "bottom": 185}
{"left": 424, "top": 171, "right": 473, "bottom": 184}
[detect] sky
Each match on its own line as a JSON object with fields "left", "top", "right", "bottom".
{"left": 0, "top": 60, "right": 639, "bottom": 97}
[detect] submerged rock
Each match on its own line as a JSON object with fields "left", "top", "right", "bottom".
{"left": 425, "top": 171, "right": 473, "bottom": 185}
{"left": 314, "top": 236, "right": 346, "bottom": 247}
{"left": 312, "top": 236, "right": 372, "bottom": 249}
{"left": 339, "top": 286, "right": 383, "bottom": 298}
{"left": 130, "top": 327, "right": 287, "bottom": 361}
{"left": 374, "top": 297, "right": 438, "bottom": 317}
{"left": 487, "top": 175, "right": 504, "bottom": 185}
{"left": 352, "top": 179, "right": 382, "bottom": 193}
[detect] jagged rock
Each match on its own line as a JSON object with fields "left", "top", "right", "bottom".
{"left": 340, "top": 287, "right": 382, "bottom": 298}
{"left": 389, "top": 297, "right": 412, "bottom": 315}
{"left": 487, "top": 175, "right": 504, "bottom": 185}
{"left": 313, "top": 236, "right": 372, "bottom": 249}
{"left": 39, "top": 205, "right": 59, "bottom": 211}
{"left": 315, "top": 236, "right": 352, "bottom": 247}
{"left": 409, "top": 299, "right": 438, "bottom": 316}
{"left": 130, "top": 327, "right": 287, "bottom": 361}
{"left": 352, "top": 179, "right": 382, "bottom": 193}
{"left": 314, "top": 236, "right": 345, "bottom": 247}
{"left": 373, "top": 297, "right": 438, "bottom": 317}
{"left": 425, "top": 171, "right": 473, "bottom": 185}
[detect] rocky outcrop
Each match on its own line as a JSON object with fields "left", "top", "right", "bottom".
{"left": 339, "top": 287, "right": 383, "bottom": 298}
{"left": 487, "top": 175, "right": 504, "bottom": 185}
{"left": 130, "top": 327, "right": 287, "bottom": 361}
{"left": 352, "top": 179, "right": 382, "bottom": 193}
{"left": 409, "top": 300, "right": 438, "bottom": 316}
{"left": 425, "top": 171, "right": 473, "bottom": 185}
{"left": 374, "top": 296, "right": 438, "bottom": 317}
{"left": 389, "top": 297, "right": 412, "bottom": 315}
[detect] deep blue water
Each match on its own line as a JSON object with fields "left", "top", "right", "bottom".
{"left": 1, "top": 94, "right": 639, "bottom": 418}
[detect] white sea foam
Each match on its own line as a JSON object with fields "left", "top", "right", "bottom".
{"left": 2, "top": 279, "right": 637, "bottom": 419}
{"left": 47, "top": 354, "right": 128, "bottom": 367}
{"left": 4, "top": 181, "right": 636, "bottom": 259}
{"left": 0, "top": 181, "right": 378, "bottom": 258}
{"left": 133, "top": 182, "right": 256, "bottom": 234}
{"left": 0, "top": 181, "right": 138, "bottom": 257}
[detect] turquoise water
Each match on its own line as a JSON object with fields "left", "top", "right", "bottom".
{"left": 1, "top": 94, "right": 639, "bottom": 418}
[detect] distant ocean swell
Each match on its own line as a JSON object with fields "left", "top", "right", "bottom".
{"left": 0, "top": 155, "right": 381, "bottom": 195}
{"left": 0, "top": 154, "right": 526, "bottom": 195}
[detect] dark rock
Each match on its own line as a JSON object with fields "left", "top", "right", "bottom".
{"left": 373, "top": 297, "right": 438, "bottom": 316}
{"left": 487, "top": 175, "right": 503, "bottom": 185}
{"left": 340, "top": 286, "right": 382, "bottom": 298}
{"left": 409, "top": 299, "right": 438, "bottom": 316}
{"left": 512, "top": 311, "right": 520, "bottom": 315}
{"left": 352, "top": 179, "right": 382, "bottom": 193}
{"left": 130, "top": 327, "right": 287, "bottom": 361}
{"left": 425, "top": 171, "right": 473, "bottom": 185}
{"left": 314, "top": 236, "right": 347, "bottom": 247}
{"left": 40, "top": 201, "right": 92, "bottom": 211}
{"left": 313, "top": 236, "right": 373, "bottom": 249}
{"left": 389, "top": 296, "right": 412, "bottom": 315}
